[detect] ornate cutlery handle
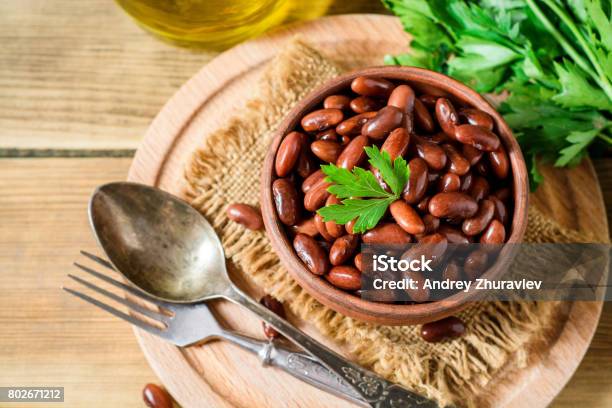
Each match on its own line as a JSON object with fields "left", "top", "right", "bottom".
{"left": 226, "top": 288, "right": 438, "bottom": 408}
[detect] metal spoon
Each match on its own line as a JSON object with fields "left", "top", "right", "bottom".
{"left": 89, "top": 182, "right": 437, "bottom": 408}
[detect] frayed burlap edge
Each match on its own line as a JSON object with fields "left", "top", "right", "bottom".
{"left": 184, "top": 38, "right": 593, "bottom": 407}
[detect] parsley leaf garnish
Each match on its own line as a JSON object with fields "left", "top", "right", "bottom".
{"left": 317, "top": 146, "right": 410, "bottom": 234}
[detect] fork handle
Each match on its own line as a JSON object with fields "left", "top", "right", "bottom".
{"left": 224, "top": 287, "right": 438, "bottom": 408}
{"left": 220, "top": 330, "right": 367, "bottom": 407}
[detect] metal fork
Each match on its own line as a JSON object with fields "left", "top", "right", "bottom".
{"left": 64, "top": 251, "right": 367, "bottom": 406}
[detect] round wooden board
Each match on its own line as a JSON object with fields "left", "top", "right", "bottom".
{"left": 126, "top": 14, "right": 609, "bottom": 408}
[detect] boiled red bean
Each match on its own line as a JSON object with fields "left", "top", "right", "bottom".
{"left": 326, "top": 266, "right": 362, "bottom": 291}
{"left": 442, "top": 143, "right": 470, "bottom": 175}
{"left": 460, "top": 172, "right": 474, "bottom": 192}
{"left": 324, "top": 94, "right": 351, "bottom": 111}
{"left": 354, "top": 252, "right": 363, "bottom": 271}
{"left": 462, "top": 199, "right": 494, "bottom": 236}
{"left": 362, "top": 106, "right": 404, "bottom": 140}
{"left": 275, "top": 131, "right": 304, "bottom": 177}
{"left": 459, "top": 108, "right": 494, "bottom": 130}
{"left": 414, "top": 98, "right": 435, "bottom": 133}
{"left": 489, "top": 196, "right": 508, "bottom": 225}
{"left": 462, "top": 144, "right": 483, "bottom": 165}
{"left": 401, "top": 233, "right": 447, "bottom": 268}
{"left": 469, "top": 176, "right": 490, "bottom": 202}
{"left": 438, "top": 173, "right": 461, "bottom": 193}
{"left": 404, "top": 271, "right": 430, "bottom": 302}
{"left": 429, "top": 192, "right": 478, "bottom": 219}
{"left": 316, "top": 129, "right": 338, "bottom": 142}
{"left": 422, "top": 214, "right": 440, "bottom": 234}
{"left": 260, "top": 294, "right": 286, "bottom": 340}
{"left": 464, "top": 249, "right": 488, "bottom": 279}
{"left": 455, "top": 124, "right": 500, "bottom": 151}
{"left": 303, "top": 179, "right": 330, "bottom": 212}
{"left": 336, "top": 135, "right": 369, "bottom": 169}
{"left": 143, "top": 384, "right": 173, "bottom": 408}
{"left": 350, "top": 96, "right": 383, "bottom": 113}
{"left": 272, "top": 178, "right": 300, "bottom": 226}
{"left": 302, "top": 169, "right": 325, "bottom": 193}
{"left": 435, "top": 98, "right": 459, "bottom": 137}
{"left": 421, "top": 316, "right": 465, "bottom": 342}
{"left": 301, "top": 108, "right": 344, "bottom": 132}
{"left": 226, "top": 203, "right": 264, "bottom": 231}
{"left": 442, "top": 262, "right": 462, "bottom": 282}
{"left": 311, "top": 140, "right": 342, "bottom": 163}
{"left": 329, "top": 234, "right": 359, "bottom": 266}
{"left": 296, "top": 148, "right": 316, "bottom": 178}
{"left": 336, "top": 111, "right": 377, "bottom": 136}
{"left": 293, "top": 233, "right": 329, "bottom": 275}
{"left": 414, "top": 136, "right": 447, "bottom": 171}
{"left": 402, "top": 157, "right": 429, "bottom": 204}
{"left": 437, "top": 224, "right": 471, "bottom": 244}
{"left": 351, "top": 76, "right": 394, "bottom": 97}
{"left": 324, "top": 195, "right": 345, "bottom": 238}
{"left": 381, "top": 128, "right": 410, "bottom": 159}
{"left": 314, "top": 213, "right": 334, "bottom": 241}
{"left": 488, "top": 146, "right": 509, "bottom": 179}
{"left": 493, "top": 187, "right": 511, "bottom": 202}
{"left": 480, "top": 219, "right": 506, "bottom": 244}
{"left": 416, "top": 196, "right": 430, "bottom": 213}
{"left": 292, "top": 217, "right": 318, "bottom": 237}
{"left": 363, "top": 223, "right": 412, "bottom": 245}
{"left": 419, "top": 94, "right": 438, "bottom": 108}
{"left": 390, "top": 200, "right": 425, "bottom": 235}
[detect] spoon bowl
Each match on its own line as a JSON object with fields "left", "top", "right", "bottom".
{"left": 89, "top": 182, "right": 230, "bottom": 303}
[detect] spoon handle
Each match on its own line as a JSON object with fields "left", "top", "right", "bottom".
{"left": 225, "top": 288, "right": 438, "bottom": 408}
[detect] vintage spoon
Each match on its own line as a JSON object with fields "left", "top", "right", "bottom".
{"left": 88, "top": 182, "right": 437, "bottom": 408}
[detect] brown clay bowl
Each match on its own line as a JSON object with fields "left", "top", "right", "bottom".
{"left": 261, "top": 66, "right": 528, "bottom": 325}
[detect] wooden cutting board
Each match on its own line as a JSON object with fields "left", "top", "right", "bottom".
{"left": 126, "top": 14, "right": 609, "bottom": 408}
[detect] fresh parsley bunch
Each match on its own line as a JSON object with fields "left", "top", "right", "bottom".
{"left": 383, "top": 0, "right": 612, "bottom": 188}
{"left": 318, "top": 146, "right": 410, "bottom": 233}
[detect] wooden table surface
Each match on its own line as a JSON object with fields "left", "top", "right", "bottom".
{"left": 0, "top": 1, "right": 610, "bottom": 407}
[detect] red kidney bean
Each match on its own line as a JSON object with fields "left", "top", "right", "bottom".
{"left": 275, "top": 131, "right": 304, "bottom": 177}
{"left": 488, "top": 146, "right": 509, "bottom": 179}
{"left": 336, "top": 135, "right": 369, "bottom": 169}
{"left": 259, "top": 294, "right": 286, "bottom": 340}
{"left": 429, "top": 132, "right": 453, "bottom": 144}
{"left": 272, "top": 178, "right": 300, "bottom": 226}
{"left": 422, "top": 214, "right": 440, "bottom": 234}
{"left": 303, "top": 179, "right": 330, "bottom": 212}
{"left": 404, "top": 271, "right": 430, "bottom": 302}
{"left": 301, "top": 108, "right": 344, "bottom": 132}
{"left": 311, "top": 140, "right": 342, "bottom": 163}
{"left": 293, "top": 233, "right": 330, "bottom": 275}
{"left": 480, "top": 219, "right": 506, "bottom": 244}
{"left": 489, "top": 196, "right": 508, "bottom": 225}
{"left": 336, "top": 111, "right": 377, "bottom": 136}
{"left": 462, "top": 199, "right": 494, "bottom": 236}
{"left": 292, "top": 217, "right": 318, "bottom": 237}
{"left": 390, "top": 200, "right": 425, "bottom": 235}
{"left": 464, "top": 249, "right": 488, "bottom": 279}
{"left": 419, "top": 94, "right": 438, "bottom": 108}
{"left": 363, "top": 223, "right": 412, "bottom": 245}
{"left": 416, "top": 196, "right": 430, "bottom": 213}
{"left": 442, "top": 262, "right": 462, "bottom": 282}
{"left": 402, "top": 233, "right": 447, "bottom": 268}
{"left": 350, "top": 96, "right": 383, "bottom": 113}
{"left": 414, "top": 136, "right": 447, "bottom": 171}
{"left": 324, "top": 94, "right": 351, "bottom": 111}
{"left": 455, "top": 124, "right": 500, "bottom": 151}
{"left": 314, "top": 213, "right": 334, "bottom": 241}
{"left": 226, "top": 203, "right": 263, "bottom": 231}
{"left": 351, "top": 76, "right": 394, "bottom": 97}
{"left": 316, "top": 129, "right": 338, "bottom": 142}
{"left": 340, "top": 135, "right": 351, "bottom": 145}
{"left": 469, "top": 176, "right": 490, "bottom": 202}
{"left": 493, "top": 187, "right": 511, "bottom": 202}
{"left": 429, "top": 192, "right": 478, "bottom": 219}
{"left": 329, "top": 234, "right": 359, "bottom": 266}
{"left": 388, "top": 84, "right": 415, "bottom": 112}
{"left": 437, "top": 224, "right": 471, "bottom": 244}
{"left": 324, "top": 195, "right": 345, "bottom": 238}
{"left": 435, "top": 98, "right": 459, "bottom": 138}
{"left": 362, "top": 106, "right": 404, "bottom": 140}
{"left": 462, "top": 144, "right": 483, "bottom": 165}
{"left": 302, "top": 169, "right": 325, "bottom": 193}
{"left": 345, "top": 218, "right": 356, "bottom": 235}
{"left": 420, "top": 316, "right": 465, "bottom": 342}
{"left": 414, "top": 98, "right": 435, "bottom": 133}
{"left": 442, "top": 143, "right": 470, "bottom": 176}
{"left": 296, "top": 149, "right": 316, "bottom": 178}
{"left": 459, "top": 108, "right": 494, "bottom": 130}
{"left": 460, "top": 172, "right": 474, "bottom": 192}
{"left": 381, "top": 128, "right": 410, "bottom": 159}
{"left": 438, "top": 173, "right": 461, "bottom": 193}
{"left": 143, "top": 384, "right": 173, "bottom": 408}
{"left": 326, "top": 266, "right": 362, "bottom": 291}
{"left": 354, "top": 253, "right": 363, "bottom": 271}
{"left": 402, "top": 157, "right": 429, "bottom": 204}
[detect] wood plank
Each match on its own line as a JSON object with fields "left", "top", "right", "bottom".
{"left": 0, "top": 158, "right": 157, "bottom": 407}
{"left": 0, "top": 0, "right": 386, "bottom": 151}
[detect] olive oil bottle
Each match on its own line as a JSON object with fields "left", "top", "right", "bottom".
{"left": 115, "top": 0, "right": 331, "bottom": 50}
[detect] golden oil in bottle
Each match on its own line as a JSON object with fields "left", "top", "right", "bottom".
{"left": 115, "top": 0, "right": 293, "bottom": 50}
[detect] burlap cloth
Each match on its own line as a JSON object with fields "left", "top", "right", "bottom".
{"left": 185, "top": 39, "right": 593, "bottom": 407}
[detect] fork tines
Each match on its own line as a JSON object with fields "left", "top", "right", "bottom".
{"left": 63, "top": 251, "right": 171, "bottom": 338}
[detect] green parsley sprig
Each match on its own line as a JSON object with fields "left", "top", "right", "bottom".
{"left": 317, "top": 146, "right": 410, "bottom": 234}
{"left": 382, "top": 0, "right": 612, "bottom": 189}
